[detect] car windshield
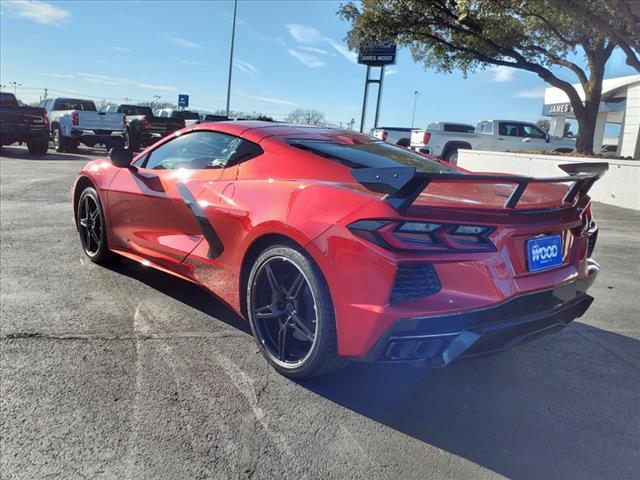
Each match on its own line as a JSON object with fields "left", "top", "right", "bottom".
{"left": 174, "top": 111, "right": 200, "bottom": 120}
{"left": 288, "top": 139, "right": 461, "bottom": 174}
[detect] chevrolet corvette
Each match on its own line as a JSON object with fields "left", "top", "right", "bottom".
{"left": 72, "top": 121, "right": 607, "bottom": 378}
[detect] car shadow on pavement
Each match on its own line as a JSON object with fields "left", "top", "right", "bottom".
{"left": 0, "top": 146, "right": 103, "bottom": 161}
{"left": 300, "top": 324, "right": 640, "bottom": 479}
{"left": 105, "top": 257, "right": 251, "bottom": 335}
{"left": 97, "top": 257, "right": 638, "bottom": 479}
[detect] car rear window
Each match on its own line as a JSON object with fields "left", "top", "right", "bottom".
{"left": 54, "top": 99, "right": 96, "bottom": 111}
{"left": 0, "top": 92, "right": 19, "bottom": 107}
{"left": 173, "top": 111, "right": 200, "bottom": 120}
{"left": 288, "top": 139, "right": 461, "bottom": 174}
{"left": 442, "top": 124, "right": 475, "bottom": 133}
{"left": 120, "top": 105, "right": 153, "bottom": 116}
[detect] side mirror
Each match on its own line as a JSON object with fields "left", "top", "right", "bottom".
{"left": 109, "top": 148, "right": 133, "bottom": 168}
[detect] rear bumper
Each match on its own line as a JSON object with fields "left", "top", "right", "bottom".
{"left": 360, "top": 260, "right": 598, "bottom": 365}
{"left": 411, "top": 146, "right": 431, "bottom": 155}
{"left": 70, "top": 129, "right": 125, "bottom": 147}
{"left": 1, "top": 125, "right": 49, "bottom": 143}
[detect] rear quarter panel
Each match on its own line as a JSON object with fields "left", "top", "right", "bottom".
{"left": 181, "top": 148, "right": 377, "bottom": 313}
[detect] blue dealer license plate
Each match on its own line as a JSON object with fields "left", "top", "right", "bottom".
{"left": 527, "top": 235, "right": 562, "bottom": 272}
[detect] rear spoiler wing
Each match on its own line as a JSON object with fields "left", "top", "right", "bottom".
{"left": 351, "top": 162, "right": 608, "bottom": 211}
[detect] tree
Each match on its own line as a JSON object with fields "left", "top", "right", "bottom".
{"left": 285, "top": 109, "right": 326, "bottom": 125}
{"left": 141, "top": 100, "right": 176, "bottom": 111}
{"left": 560, "top": 0, "right": 639, "bottom": 72}
{"left": 339, "top": 0, "right": 631, "bottom": 154}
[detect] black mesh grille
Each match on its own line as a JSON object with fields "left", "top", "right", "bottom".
{"left": 390, "top": 263, "right": 441, "bottom": 304}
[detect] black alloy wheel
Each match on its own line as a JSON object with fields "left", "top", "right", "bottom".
{"left": 77, "top": 187, "right": 112, "bottom": 264}
{"left": 252, "top": 256, "right": 317, "bottom": 365}
{"left": 247, "top": 244, "right": 343, "bottom": 378}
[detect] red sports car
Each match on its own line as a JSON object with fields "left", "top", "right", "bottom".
{"left": 72, "top": 122, "right": 606, "bottom": 378}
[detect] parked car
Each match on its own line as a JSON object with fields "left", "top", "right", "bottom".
{"left": 103, "top": 104, "right": 185, "bottom": 151}
{"left": 0, "top": 92, "right": 49, "bottom": 154}
{"left": 40, "top": 98, "right": 125, "bottom": 153}
{"left": 153, "top": 108, "right": 201, "bottom": 126}
{"left": 411, "top": 120, "right": 576, "bottom": 163}
{"left": 72, "top": 122, "right": 605, "bottom": 378}
{"left": 371, "top": 127, "right": 412, "bottom": 147}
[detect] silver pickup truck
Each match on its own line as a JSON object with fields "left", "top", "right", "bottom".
{"left": 39, "top": 98, "right": 125, "bottom": 152}
{"left": 411, "top": 120, "right": 575, "bottom": 163}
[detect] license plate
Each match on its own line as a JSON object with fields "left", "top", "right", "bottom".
{"left": 527, "top": 235, "right": 562, "bottom": 272}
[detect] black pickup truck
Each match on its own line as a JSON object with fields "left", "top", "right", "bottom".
{"left": 104, "top": 104, "right": 185, "bottom": 151}
{"left": 0, "top": 92, "right": 49, "bottom": 154}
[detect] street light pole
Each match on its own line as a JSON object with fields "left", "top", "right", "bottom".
{"left": 225, "top": 0, "right": 238, "bottom": 118}
{"left": 9, "top": 81, "right": 22, "bottom": 96}
{"left": 411, "top": 90, "right": 420, "bottom": 129}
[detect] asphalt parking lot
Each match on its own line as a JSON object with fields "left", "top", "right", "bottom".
{"left": 1, "top": 145, "right": 638, "bottom": 480}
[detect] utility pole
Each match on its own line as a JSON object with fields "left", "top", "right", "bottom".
{"left": 411, "top": 90, "right": 420, "bottom": 128}
{"left": 43, "top": 88, "right": 48, "bottom": 100}
{"left": 9, "top": 81, "right": 22, "bottom": 96}
{"left": 225, "top": 0, "right": 238, "bottom": 118}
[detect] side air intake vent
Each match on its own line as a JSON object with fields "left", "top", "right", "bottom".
{"left": 390, "top": 263, "right": 441, "bottom": 304}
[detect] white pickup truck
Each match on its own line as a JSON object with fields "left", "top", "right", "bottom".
{"left": 411, "top": 120, "right": 575, "bottom": 163}
{"left": 39, "top": 97, "right": 126, "bottom": 153}
{"left": 371, "top": 127, "right": 412, "bottom": 147}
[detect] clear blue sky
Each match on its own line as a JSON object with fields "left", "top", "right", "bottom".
{"left": 0, "top": 0, "right": 635, "bottom": 131}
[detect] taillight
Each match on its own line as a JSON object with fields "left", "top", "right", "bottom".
{"left": 348, "top": 220, "right": 496, "bottom": 252}
{"left": 382, "top": 130, "right": 388, "bottom": 141}
{"left": 573, "top": 203, "right": 594, "bottom": 236}
{"left": 423, "top": 132, "right": 431, "bottom": 145}
{"left": 42, "top": 111, "right": 49, "bottom": 125}
{"left": 71, "top": 112, "right": 79, "bottom": 126}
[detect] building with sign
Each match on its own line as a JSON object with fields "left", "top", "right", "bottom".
{"left": 543, "top": 74, "right": 640, "bottom": 157}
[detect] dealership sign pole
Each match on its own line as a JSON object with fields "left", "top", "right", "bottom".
{"left": 358, "top": 42, "right": 396, "bottom": 132}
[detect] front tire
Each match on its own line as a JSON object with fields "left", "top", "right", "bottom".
{"left": 247, "top": 244, "right": 342, "bottom": 378}
{"left": 76, "top": 187, "right": 113, "bottom": 264}
{"left": 125, "top": 129, "right": 139, "bottom": 152}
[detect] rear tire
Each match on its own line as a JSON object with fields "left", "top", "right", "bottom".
{"left": 53, "top": 127, "right": 65, "bottom": 152}
{"left": 76, "top": 187, "right": 114, "bottom": 264}
{"left": 125, "top": 128, "right": 139, "bottom": 152}
{"left": 247, "top": 244, "right": 343, "bottom": 378}
{"left": 27, "top": 137, "right": 49, "bottom": 155}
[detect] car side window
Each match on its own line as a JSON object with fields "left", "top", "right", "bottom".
{"left": 499, "top": 122, "right": 524, "bottom": 137}
{"left": 141, "top": 131, "right": 262, "bottom": 170}
{"left": 523, "top": 124, "right": 547, "bottom": 139}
